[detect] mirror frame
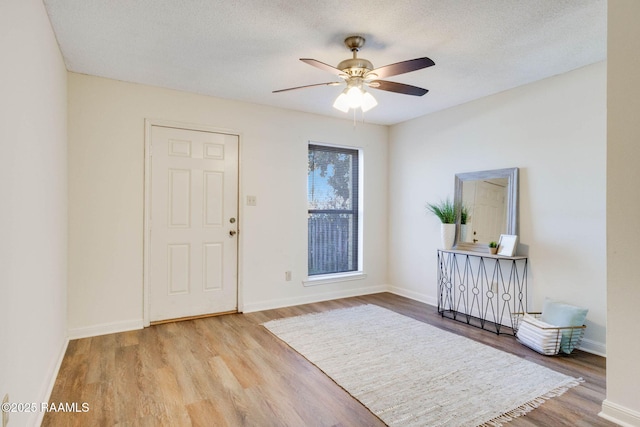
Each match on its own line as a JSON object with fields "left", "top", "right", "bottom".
{"left": 454, "top": 167, "right": 519, "bottom": 252}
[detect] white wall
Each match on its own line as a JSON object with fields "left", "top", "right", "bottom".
{"left": 67, "top": 73, "right": 389, "bottom": 335}
{"left": 0, "top": 0, "right": 68, "bottom": 425}
{"left": 602, "top": 1, "right": 640, "bottom": 425}
{"left": 388, "top": 62, "right": 607, "bottom": 355}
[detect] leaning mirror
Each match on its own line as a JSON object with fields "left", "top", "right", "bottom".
{"left": 454, "top": 167, "right": 519, "bottom": 252}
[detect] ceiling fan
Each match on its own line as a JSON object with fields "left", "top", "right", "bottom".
{"left": 273, "top": 35, "right": 435, "bottom": 113}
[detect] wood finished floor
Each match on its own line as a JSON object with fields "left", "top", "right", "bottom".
{"left": 43, "top": 293, "right": 614, "bottom": 426}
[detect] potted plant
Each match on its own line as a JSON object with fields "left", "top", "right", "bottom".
{"left": 459, "top": 205, "right": 470, "bottom": 242}
{"left": 488, "top": 241, "right": 498, "bottom": 254}
{"left": 426, "top": 198, "right": 458, "bottom": 250}
{"left": 460, "top": 205, "right": 469, "bottom": 224}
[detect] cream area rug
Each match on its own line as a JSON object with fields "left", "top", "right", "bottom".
{"left": 262, "top": 304, "right": 583, "bottom": 427}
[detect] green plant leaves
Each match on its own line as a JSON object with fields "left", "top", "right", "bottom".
{"left": 426, "top": 198, "right": 458, "bottom": 224}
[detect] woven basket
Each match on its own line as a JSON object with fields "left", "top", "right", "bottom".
{"left": 512, "top": 312, "right": 586, "bottom": 355}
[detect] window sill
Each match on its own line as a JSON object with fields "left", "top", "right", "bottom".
{"left": 303, "top": 272, "right": 367, "bottom": 287}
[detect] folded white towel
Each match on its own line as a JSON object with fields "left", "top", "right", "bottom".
{"left": 516, "top": 314, "right": 562, "bottom": 355}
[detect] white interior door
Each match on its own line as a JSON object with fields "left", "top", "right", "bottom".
{"left": 473, "top": 180, "right": 506, "bottom": 243}
{"left": 149, "top": 125, "right": 238, "bottom": 322}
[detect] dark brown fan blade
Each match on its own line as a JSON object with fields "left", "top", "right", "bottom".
{"left": 300, "top": 58, "right": 344, "bottom": 76}
{"left": 368, "top": 80, "right": 428, "bottom": 96}
{"left": 368, "top": 57, "right": 435, "bottom": 79}
{"left": 272, "top": 82, "right": 340, "bottom": 93}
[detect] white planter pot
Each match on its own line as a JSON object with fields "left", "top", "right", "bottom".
{"left": 460, "top": 224, "right": 467, "bottom": 242}
{"left": 441, "top": 223, "right": 456, "bottom": 250}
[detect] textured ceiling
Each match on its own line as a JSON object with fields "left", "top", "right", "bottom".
{"left": 43, "top": 0, "right": 606, "bottom": 125}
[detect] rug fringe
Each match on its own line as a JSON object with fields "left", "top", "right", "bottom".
{"left": 478, "top": 378, "right": 584, "bottom": 427}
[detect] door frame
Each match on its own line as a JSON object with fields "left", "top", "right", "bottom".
{"left": 143, "top": 118, "right": 243, "bottom": 327}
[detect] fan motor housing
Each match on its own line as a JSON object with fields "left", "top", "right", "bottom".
{"left": 337, "top": 58, "right": 373, "bottom": 77}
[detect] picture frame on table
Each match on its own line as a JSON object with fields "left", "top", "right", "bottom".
{"left": 497, "top": 234, "right": 518, "bottom": 256}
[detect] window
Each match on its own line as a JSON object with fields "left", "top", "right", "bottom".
{"left": 307, "top": 144, "right": 360, "bottom": 276}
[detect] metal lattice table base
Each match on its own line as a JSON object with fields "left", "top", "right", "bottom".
{"left": 437, "top": 249, "right": 528, "bottom": 335}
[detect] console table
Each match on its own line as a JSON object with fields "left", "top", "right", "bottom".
{"left": 437, "top": 249, "right": 528, "bottom": 335}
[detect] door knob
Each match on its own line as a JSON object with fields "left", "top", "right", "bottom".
{"left": 229, "top": 230, "right": 237, "bottom": 237}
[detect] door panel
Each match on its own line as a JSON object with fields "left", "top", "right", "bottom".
{"left": 473, "top": 181, "right": 506, "bottom": 243}
{"left": 149, "top": 125, "right": 238, "bottom": 322}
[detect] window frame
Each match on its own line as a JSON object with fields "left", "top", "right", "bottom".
{"left": 305, "top": 142, "right": 364, "bottom": 284}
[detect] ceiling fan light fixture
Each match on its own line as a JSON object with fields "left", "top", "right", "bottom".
{"left": 361, "top": 91, "right": 378, "bottom": 112}
{"left": 332, "top": 91, "right": 351, "bottom": 112}
{"left": 275, "top": 35, "right": 434, "bottom": 115}
{"left": 333, "top": 86, "right": 378, "bottom": 113}
{"left": 346, "top": 86, "right": 364, "bottom": 108}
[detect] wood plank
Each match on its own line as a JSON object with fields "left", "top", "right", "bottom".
{"left": 42, "top": 293, "right": 614, "bottom": 427}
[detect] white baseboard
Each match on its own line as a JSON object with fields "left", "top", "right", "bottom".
{"left": 29, "top": 336, "right": 69, "bottom": 427}
{"left": 578, "top": 338, "right": 607, "bottom": 357}
{"left": 68, "top": 318, "right": 144, "bottom": 340}
{"left": 600, "top": 399, "right": 640, "bottom": 427}
{"left": 242, "top": 284, "right": 388, "bottom": 313}
{"left": 387, "top": 286, "right": 438, "bottom": 307}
